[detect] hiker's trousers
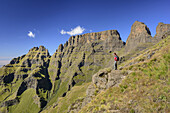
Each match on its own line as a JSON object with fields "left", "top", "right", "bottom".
{"left": 114, "top": 61, "right": 117, "bottom": 70}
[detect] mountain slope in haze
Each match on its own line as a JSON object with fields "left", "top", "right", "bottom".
{"left": 0, "top": 21, "right": 170, "bottom": 113}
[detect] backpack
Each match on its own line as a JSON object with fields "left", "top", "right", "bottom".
{"left": 116, "top": 56, "right": 119, "bottom": 61}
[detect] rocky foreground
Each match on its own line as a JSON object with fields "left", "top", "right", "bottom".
{"left": 0, "top": 21, "right": 170, "bottom": 113}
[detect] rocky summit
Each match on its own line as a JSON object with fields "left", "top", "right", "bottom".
{"left": 125, "top": 21, "right": 152, "bottom": 52}
{"left": 154, "top": 22, "right": 170, "bottom": 40}
{"left": 0, "top": 21, "right": 170, "bottom": 113}
{"left": 126, "top": 21, "right": 170, "bottom": 52}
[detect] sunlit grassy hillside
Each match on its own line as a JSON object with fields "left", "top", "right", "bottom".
{"left": 80, "top": 36, "right": 170, "bottom": 113}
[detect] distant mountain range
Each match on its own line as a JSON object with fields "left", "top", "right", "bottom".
{"left": 0, "top": 21, "right": 170, "bottom": 113}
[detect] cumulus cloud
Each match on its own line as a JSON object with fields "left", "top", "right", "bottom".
{"left": 28, "top": 31, "right": 35, "bottom": 38}
{"left": 60, "top": 26, "right": 85, "bottom": 36}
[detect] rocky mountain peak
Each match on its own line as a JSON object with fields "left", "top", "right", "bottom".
{"left": 28, "top": 46, "right": 50, "bottom": 57}
{"left": 39, "top": 45, "right": 47, "bottom": 51}
{"left": 29, "top": 45, "right": 48, "bottom": 52}
{"left": 56, "top": 30, "right": 125, "bottom": 53}
{"left": 56, "top": 44, "right": 64, "bottom": 53}
{"left": 154, "top": 22, "right": 170, "bottom": 40}
{"left": 66, "top": 30, "right": 122, "bottom": 46}
{"left": 125, "top": 21, "right": 152, "bottom": 52}
{"left": 29, "top": 47, "right": 39, "bottom": 52}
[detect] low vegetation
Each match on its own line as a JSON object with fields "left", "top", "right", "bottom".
{"left": 80, "top": 36, "right": 170, "bottom": 113}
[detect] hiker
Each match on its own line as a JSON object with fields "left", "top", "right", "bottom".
{"left": 114, "top": 53, "right": 119, "bottom": 70}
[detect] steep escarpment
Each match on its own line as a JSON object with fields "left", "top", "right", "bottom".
{"left": 0, "top": 46, "right": 52, "bottom": 112}
{"left": 46, "top": 30, "right": 125, "bottom": 111}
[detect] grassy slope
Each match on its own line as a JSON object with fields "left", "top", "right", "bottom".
{"left": 80, "top": 36, "right": 170, "bottom": 113}
{"left": 42, "top": 83, "right": 90, "bottom": 113}
{"left": 9, "top": 88, "right": 40, "bottom": 113}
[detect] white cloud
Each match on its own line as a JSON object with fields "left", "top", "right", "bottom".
{"left": 28, "top": 31, "right": 35, "bottom": 38}
{"left": 60, "top": 29, "right": 67, "bottom": 34}
{"left": 60, "top": 26, "right": 85, "bottom": 36}
{"left": 90, "top": 30, "right": 92, "bottom": 32}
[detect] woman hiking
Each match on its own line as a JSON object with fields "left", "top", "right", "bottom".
{"left": 114, "top": 53, "right": 119, "bottom": 70}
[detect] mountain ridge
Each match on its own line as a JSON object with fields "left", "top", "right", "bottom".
{"left": 0, "top": 21, "right": 170, "bottom": 113}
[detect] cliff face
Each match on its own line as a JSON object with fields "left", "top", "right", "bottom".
{"left": 47, "top": 30, "right": 125, "bottom": 109}
{"left": 66, "top": 30, "right": 125, "bottom": 51}
{"left": 154, "top": 22, "right": 170, "bottom": 40}
{"left": 125, "top": 21, "right": 170, "bottom": 52}
{"left": 125, "top": 21, "right": 152, "bottom": 52}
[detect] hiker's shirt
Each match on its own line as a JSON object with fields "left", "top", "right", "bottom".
{"left": 114, "top": 56, "right": 117, "bottom": 70}
{"left": 114, "top": 56, "right": 117, "bottom": 61}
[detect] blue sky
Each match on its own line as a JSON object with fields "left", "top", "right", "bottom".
{"left": 0, "top": 0, "right": 170, "bottom": 66}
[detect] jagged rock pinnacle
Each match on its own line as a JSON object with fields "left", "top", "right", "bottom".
{"left": 125, "top": 21, "right": 152, "bottom": 52}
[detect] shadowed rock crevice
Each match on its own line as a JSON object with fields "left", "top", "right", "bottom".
{"left": 37, "top": 78, "right": 52, "bottom": 91}
{"left": 17, "top": 82, "right": 27, "bottom": 96}
{"left": 56, "top": 60, "right": 62, "bottom": 80}
{"left": 3, "top": 73, "right": 14, "bottom": 85}
{"left": 40, "top": 98, "right": 47, "bottom": 109}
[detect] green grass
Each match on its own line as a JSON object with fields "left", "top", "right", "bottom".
{"left": 9, "top": 88, "right": 40, "bottom": 113}
{"left": 80, "top": 36, "right": 170, "bottom": 113}
{"left": 42, "top": 83, "right": 90, "bottom": 113}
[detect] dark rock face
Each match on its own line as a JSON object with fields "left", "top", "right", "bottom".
{"left": 125, "top": 21, "right": 152, "bottom": 52}
{"left": 154, "top": 22, "right": 170, "bottom": 40}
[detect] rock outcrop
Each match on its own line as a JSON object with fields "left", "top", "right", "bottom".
{"left": 154, "top": 22, "right": 170, "bottom": 40}
{"left": 125, "top": 21, "right": 152, "bottom": 52}
{"left": 68, "top": 68, "right": 131, "bottom": 112}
